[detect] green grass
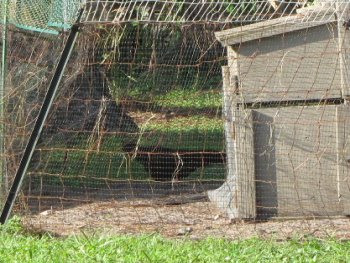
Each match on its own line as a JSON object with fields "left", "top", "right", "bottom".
{"left": 1, "top": 217, "right": 350, "bottom": 263}
{"left": 26, "top": 126, "right": 226, "bottom": 188}
{"left": 26, "top": 130, "right": 226, "bottom": 188}
{"left": 142, "top": 116, "right": 223, "bottom": 134}
{"left": 25, "top": 84, "right": 226, "bottom": 188}
{"left": 155, "top": 89, "right": 223, "bottom": 109}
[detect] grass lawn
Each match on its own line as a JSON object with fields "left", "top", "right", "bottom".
{"left": 0, "top": 217, "right": 349, "bottom": 263}
{"left": 26, "top": 113, "right": 226, "bottom": 188}
{"left": 155, "top": 89, "right": 223, "bottom": 109}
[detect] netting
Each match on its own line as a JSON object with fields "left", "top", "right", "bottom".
{"left": 2, "top": 1, "right": 349, "bottom": 26}
{"left": 1, "top": 0, "right": 80, "bottom": 34}
{"left": 1, "top": 0, "right": 350, "bottom": 239}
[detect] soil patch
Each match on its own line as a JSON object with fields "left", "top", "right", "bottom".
{"left": 22, "top": 199, "right": 350, "bottom": 240}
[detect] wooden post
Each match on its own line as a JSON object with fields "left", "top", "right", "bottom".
{"left": 337, "top": 105, "right": 350, "bottom": 215}
{"left": 207, "top": 65, "right": 256, "bottom": 219}
{"left": 336, "top": 1, "right": 350, "bottom": 215}
{"left": 336, "top": 0, "right": 350, "bottom": 98}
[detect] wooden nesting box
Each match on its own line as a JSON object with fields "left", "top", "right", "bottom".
{"left": 209, "top": 7, "right": 350, "bottom": 219}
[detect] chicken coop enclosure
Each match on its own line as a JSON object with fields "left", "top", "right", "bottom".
{"left": 0, "top": 0, "right": 350, "bottom": 238}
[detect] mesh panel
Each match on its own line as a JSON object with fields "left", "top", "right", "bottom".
{"left": 1, "top": 0, "right": 350, "bottom": 239}
{"left": 23, "top": 23, "right": 226, "bottom": 206}
{"left": 0, "top": 0, "right": 80, "bottom": 34}
{"left": 4, "top": 28, "right": 67, "bottom": 208}
{"left": 1, "top": 1, "right": 347, "bottom": 27}
{"left": 82, "top": 0, "right": 338, "bottom": 23}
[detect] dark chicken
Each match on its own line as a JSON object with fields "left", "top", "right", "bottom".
{"left": 123, "top": 143, "right": 226, "bottom": 181}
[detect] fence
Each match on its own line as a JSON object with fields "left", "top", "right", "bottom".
{"left": 0, "top": 0, "right": 350, "bottom": 239}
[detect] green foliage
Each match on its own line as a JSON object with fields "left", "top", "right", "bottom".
{"left": 109, "top": 68, "right": 223, "bottom": 102}
{"left": 0, "top": 216, "right": 23, "bottom": 234}
{"left": 102, "top": 22, "right": 224, "bottom": 101}
{"left": 226, "top": 1, "right": 259, "bottom": 17}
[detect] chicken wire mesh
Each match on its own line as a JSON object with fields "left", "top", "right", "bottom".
{"left": 1, "top": 1, "right": 347, "bottom": 28}
{"left": 0, "top": 0, "right": 350, "bottom": 239}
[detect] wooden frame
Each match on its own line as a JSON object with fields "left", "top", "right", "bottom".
{"left": 212, "top": 5, "right": 350, "bottom": 219}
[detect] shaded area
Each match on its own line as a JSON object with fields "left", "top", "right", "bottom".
{"left": 253, "top": 111, "right": 277, "bottom": 219}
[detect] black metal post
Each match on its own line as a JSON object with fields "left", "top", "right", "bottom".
{"left": 0, "top": 9, "right": 84, "bottom": 224}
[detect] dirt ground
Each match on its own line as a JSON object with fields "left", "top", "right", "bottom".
{"left": 22, "top": 199, "right": 350, "bottom": 240}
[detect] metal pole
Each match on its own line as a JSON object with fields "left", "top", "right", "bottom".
{"left": 0, "top": 0, "right": 9, "bottom": 203}
{"left": 0, "top": 8, "right": 84, "bottom": 224}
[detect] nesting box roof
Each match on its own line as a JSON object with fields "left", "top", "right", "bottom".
{"left": 215, "top": 7, "right": 336, "bottom": 46}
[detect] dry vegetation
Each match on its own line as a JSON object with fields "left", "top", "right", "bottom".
{"left": 22, "top": 198, "right": 350, "bottom": 240}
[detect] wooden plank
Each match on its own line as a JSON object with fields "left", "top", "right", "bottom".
{"left": 208, "top": 66, "right": 237, "bottom": 218}
{"left": 337, "top": 105, "right": 350, "bottom": 215}
{"left": 234, "top": 108, "right": 256, "bottom": 219}
{"left": 337, "top": 2, "right": 350, "bottom": 97}
{"left": 208, "top": 66, "right": 256, "bottom": 219}
{"left": 253, "top": 105, "right": 342, "bottom": 216}
{"left": 235, "top": 24, "right": 341, "bottom": 103}
{"left": 227, "top": 46, "right": 239, "bottom": 96}
{"left": 215, "top": 7, "right": 335, "bottom": 47}
{"left": 208, "top": 66, "right": 240, "bottom": 219}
